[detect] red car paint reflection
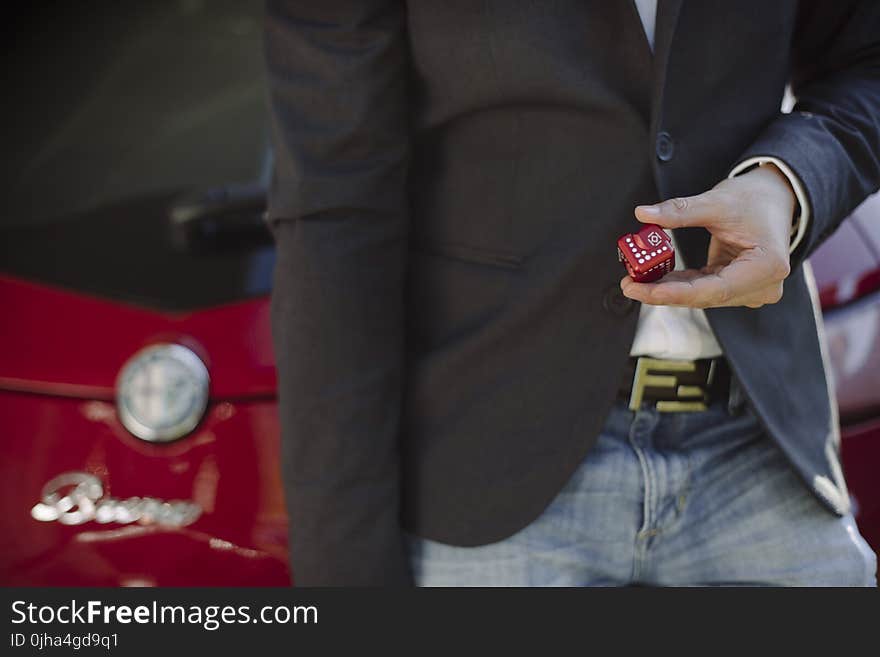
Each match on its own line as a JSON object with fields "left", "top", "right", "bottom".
{"left": 0, "top": 280, "right": 289, "bottom": 585}
{"left": 0, "top": 192, "right": 878, "bottom": 586}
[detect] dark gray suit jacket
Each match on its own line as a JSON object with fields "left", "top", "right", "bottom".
{"left": 264, "top": 0, "right": 880, "bottom": 585}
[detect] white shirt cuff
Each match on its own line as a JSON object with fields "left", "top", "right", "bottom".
{"left": 729, "top": 156, "right": 810, "bottom": 254}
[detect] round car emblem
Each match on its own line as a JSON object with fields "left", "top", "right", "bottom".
{"left": 116, "top": 343, "right": 210, "bottom": 443}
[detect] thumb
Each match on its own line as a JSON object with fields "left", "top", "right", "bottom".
{"left": 635, "top": 191, "right": 724, "bottom": 229}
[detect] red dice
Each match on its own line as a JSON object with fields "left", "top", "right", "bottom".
{"left": 617, "top": 223, "right": 675, "bottom": 283}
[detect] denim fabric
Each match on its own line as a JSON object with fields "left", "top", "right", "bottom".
{"left": 404, "top": 400, "right": 877, "bottom": 587}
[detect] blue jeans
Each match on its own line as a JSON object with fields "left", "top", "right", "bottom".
{"left": 404, "top": 400, "right": 877, "bottom": 586}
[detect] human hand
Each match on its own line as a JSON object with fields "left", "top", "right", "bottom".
{"left": 620, "top": 164, "right": 796, "bottom": 309}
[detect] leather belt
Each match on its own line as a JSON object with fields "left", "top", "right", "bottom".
{"left": 618, "top": 357, "right": 731, "bottom": 412}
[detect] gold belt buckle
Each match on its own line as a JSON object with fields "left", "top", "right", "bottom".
{"left": 629, "top": 357, "right": 711, "bottom": 412}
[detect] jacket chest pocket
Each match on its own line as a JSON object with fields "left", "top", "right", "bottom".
{"left": 405, "top": 243, "right": 522, "bottom": 356}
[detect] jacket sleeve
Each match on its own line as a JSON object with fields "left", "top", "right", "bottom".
{"left": 263, "top": 0, "right": 413, "bottom": 586}
{"left": 732, "top": 0, "right": 880, "bottom": 268}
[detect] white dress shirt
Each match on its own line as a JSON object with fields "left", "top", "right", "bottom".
{"left": 628, "top": 0, "right": 809, "bottom": 359}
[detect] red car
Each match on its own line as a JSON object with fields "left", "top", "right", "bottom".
{"left": 2, "top": 2, "right": 878, "bottom": 586}
{"left": 810, "top": 192, "right": 880, "bottom": 549}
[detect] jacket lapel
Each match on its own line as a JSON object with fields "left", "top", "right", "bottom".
{"left": 650, "top": 0, "right": 684, "bottom": 141}
{"left": 648, "top": 0, "right": 712, "bottom": 268}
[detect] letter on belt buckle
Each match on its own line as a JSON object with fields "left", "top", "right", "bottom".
{"left": 629, "top": 357, "right": 710, "bottom": 412}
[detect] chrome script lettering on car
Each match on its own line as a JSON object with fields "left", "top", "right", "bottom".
{"left": 30, "top": 472, "right": 202, "bottom": 527}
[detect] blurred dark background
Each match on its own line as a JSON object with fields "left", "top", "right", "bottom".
{"left": 2, "top": 0, "right": 266, "bottom": 229}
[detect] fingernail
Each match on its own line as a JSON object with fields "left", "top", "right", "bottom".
{"left": 637, "top": 205, "right": 660, "bottom": 215}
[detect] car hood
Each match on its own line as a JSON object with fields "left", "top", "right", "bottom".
{"left": 0, "top": 190, "right": 277, "bottom": 400}
{"left": 0, "top": 274, "right": 275, "bottom": 400}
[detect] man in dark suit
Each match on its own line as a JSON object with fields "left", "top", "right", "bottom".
{"left": 264, "top": 0, "right": 880, "bottom": 586}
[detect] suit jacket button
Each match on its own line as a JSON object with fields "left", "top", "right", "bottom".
{"left": 603, "top": 285, "right": 635, "bottom": 316}
{"left": 656, "top": 131, "right": 675, "bottom": 162}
